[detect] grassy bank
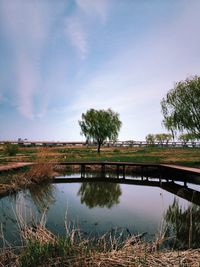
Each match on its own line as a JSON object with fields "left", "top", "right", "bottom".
{"left": 0, "top": 145, "right": 200, "bottom": 167}
{"left": 0, "top": 163, "right": 55, "bottom": 198}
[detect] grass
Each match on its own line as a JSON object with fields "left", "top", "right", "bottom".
{"left": 1, "top": 211, "right": 200, "bottom": 266}
{"left": 0, "top": 163, "right": 55, "bottom": 198}
{"left": 0, "top": 145, "right": 200, "bottom": 167}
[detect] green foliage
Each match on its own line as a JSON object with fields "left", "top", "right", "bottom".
{"left": 146, "top": 134, "right": 172, "bottom": 145}
{"left": 3, "top": 142, "right": 19, "bottom": 156}
{"left": 155, "top": 133, "right": 172, "bottom": 143}
{"left": 20, "top": 238, "right": 75, "bottom": 267}
{"left": 145, "top": 134, "right": 156, "bottom": 145}
{"left": 79, "top": 108, "right": 122, "bottom": 153}
{"left": 179, "top": 133, "right": 198, "bottom": 142}
{"left": 161, "top": 75, "right": 200, "bottom": 137}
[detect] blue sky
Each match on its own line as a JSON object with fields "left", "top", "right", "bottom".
{"left": 0, "top": 0, "right": 200, "bottom": 141}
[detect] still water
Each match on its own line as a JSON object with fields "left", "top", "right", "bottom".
{"left": 0, "top": 173, "right": 199, "bottom": 247}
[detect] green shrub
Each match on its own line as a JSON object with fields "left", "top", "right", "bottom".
{"left": 3, "top": 143, "right": 19, "bottom": 156}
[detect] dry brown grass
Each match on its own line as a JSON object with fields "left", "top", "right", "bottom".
{"left": 25, "top": 163, "right": 55, "bottom": 183}
{"left": 0, "top": 163, "right": 56, "bottom": 198}
{"left": 22, "top": 225, "right": 57, "bottom": 245}
{"left": 2, "top": 236, "right": 200, "bottom": 266}
{"left": 0, "top": 249, "right": 18, "bottom": 267}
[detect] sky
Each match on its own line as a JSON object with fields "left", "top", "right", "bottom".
{"left": 0, "top": 0, "right": 200, "bottom": 141}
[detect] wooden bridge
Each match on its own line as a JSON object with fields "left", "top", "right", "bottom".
{"left": 56, "top": 161, "right": 200, "bottom": 179}
{"left": 53, "top": 162, "right": 200, "bottom": 206}
{"left": 1, "top": 161, "right": 200, "bottom": 205}
{"left": 1, "top": 161, "right": 200, "bottom": 178}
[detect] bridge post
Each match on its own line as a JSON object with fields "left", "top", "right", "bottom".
{"left": 116, "top": 165, "right": 120, "bottom": 178}
{"left": 122, "top": 165, "right": 125, "bottom": 179}
{"left": 101, "top": 163, "right": 106, "bottom": 177}
{"left": 141, "top": 165, "right": 144, "bottom": 180}
{"left": 81, "top": 164, "right": 85, "bottom": 178}
{"left": 184, "top": 178, "right": 187, "bottom": 187}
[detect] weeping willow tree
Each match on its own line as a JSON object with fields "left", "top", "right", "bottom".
{"left": 161, "top": 75, "right": 200, "bottom": 138}
{"left": 79, "top": 108, "right": 122, "bottom": 153}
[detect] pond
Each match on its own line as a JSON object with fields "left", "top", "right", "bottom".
{"left": 0, "top": 172, "right": 200, "bottom": 247}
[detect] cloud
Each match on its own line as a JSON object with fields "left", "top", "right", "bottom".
{"left": 65, "top": 0, "right": 109, "bottom": 59}
{"left": 66, "top": 16, "right": 88, "bottom": 59}
{"left": 0, "top": 0, "right": 58, "bottom": 118}
{"left": 76, "top": 0, "right": 108, "bottom": 23}
{"left": 16, "top": 55, "right": 38, "bottom": 119}
{"left": 69, "top": 1, "right": 200, "bottom": 139}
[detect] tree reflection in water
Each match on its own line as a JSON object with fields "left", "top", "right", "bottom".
{"left": 78, "top": 182, "right": 121, "bottom": 209}
{"left": 164, "top": 198, "right": 200, "bottom": 249}
{"left": 29, "top": 183, "right": 56, "bottom": 213}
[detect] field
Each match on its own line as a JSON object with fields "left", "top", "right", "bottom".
{"left": 0, "top": 144, "right": 200, "bottom": 167}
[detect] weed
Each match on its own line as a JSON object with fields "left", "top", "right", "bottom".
{"left": 3, "top": 143, "right": 19, "bottom": 156}
{"left": 113, "top": 149, "right": 120, "bottom": 153}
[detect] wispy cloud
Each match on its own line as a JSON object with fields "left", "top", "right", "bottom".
{"left": 0, "top": 0, "right": 57, "bottom": 118}
{"left": 65, "top": 0, "right": 109, "bottom": 59}
{"left": 66, "top": 16, "right": 88, "bottom": 59}
{"left": 16, "top": 55, "right": 38, "bottom": 119}
{"left": 76, "top": 0, "right": 108, "bottom": 23}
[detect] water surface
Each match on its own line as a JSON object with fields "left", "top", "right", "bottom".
{"left": 0, "top": 173, "right": 199, "bottom": 246}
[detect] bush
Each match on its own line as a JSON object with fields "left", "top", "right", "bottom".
{"left": 113, "top": 149, "right": 120, "bottom": 153}
{"left": 3, "top": 143, "right": 19, "bottom": 156}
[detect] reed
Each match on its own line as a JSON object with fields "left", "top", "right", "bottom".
{"left": 1, "top": 205, "right": 200, "bottom": 267}
{"left": 25, "top": 163, "right": 55, "bottom": 183}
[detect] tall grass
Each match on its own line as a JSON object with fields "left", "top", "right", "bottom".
{"left": 0, "top": 204, "right": 153, "bottom": 266}
{"left": 1, "top": 203, "right": 200, "bottom": 266}
{"left": 0, "top": 163, "right": 55, "bottom": 198}
{"left": 25, "top": 163, "right": 55, "bottom": 183}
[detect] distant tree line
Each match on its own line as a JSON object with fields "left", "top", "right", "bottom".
{"left": 145, "top": 133, "right": 172, "bottom": 145}
{"left": 145, "top": 132, "right": 199, "bottom": 145}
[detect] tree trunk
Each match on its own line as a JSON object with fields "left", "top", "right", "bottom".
{"left": 97, "top": 142, "right": 101, "bottom": 153}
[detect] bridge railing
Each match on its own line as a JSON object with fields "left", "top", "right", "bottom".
{"left": 1, "top": 140, "right": 200, "bottom": 148}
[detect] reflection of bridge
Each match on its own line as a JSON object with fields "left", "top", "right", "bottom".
{"left": 54, "top": 175, "right": 200, "bottom": 206}
{"left": 54, "top": 161, "right": 200, "bottom": 206}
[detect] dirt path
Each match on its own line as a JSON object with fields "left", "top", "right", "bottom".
{"left": 0, "top": 162, "right": 33, "bottom": 172}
